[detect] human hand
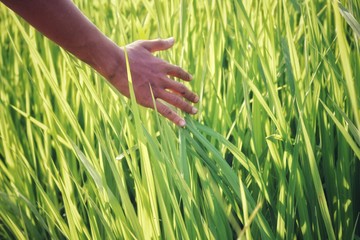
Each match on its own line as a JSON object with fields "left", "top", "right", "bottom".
{"left": 0, "top": 1, "right": 198, "bottom": 126}
{"left": 109, "top": 37, "right": 199, "bottom": 127}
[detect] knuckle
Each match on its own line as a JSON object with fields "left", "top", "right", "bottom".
{"left": 159, "top": 61, "right": 169, "bottom": 71}
{"left": 173, "top": 96, "right": 182, "bottom": 105}
{"left": 160, "top": 76, "right": 169, "bottom": 85}
{"left": 163, "top": 108, "right": 173, "bottom": 116}
{"left": 151, "top": 87, "right": 160, "bottom": 97}
{"left": 158, "top": 104, "right": 170, "bottom": 115}
{"left": 141, "top": 100, "right": 152, "bottom": 108}
{"left": 172, "top": 96, "right": 190, "bottom": 112}
{"left": 178, "top": 85, "right": 187, "bottom": 95}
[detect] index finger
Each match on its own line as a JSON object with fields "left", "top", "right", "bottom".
{"left": 166, "top": 63, "right": 193, "bottom": 81}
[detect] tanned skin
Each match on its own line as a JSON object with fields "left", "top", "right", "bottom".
{"left": 1, "top": 0, "right": 199, "bottom": 126}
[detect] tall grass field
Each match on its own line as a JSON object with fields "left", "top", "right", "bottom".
{"left": 1, "top": 0, "right": 359, "bottom": 239}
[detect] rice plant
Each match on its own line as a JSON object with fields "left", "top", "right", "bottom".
{"left": 0, "top": 0, "right": 359, "bottom": 239}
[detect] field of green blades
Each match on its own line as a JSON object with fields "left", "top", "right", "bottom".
{"left": 1, "top": 0, "right": 359, "bottom": 239}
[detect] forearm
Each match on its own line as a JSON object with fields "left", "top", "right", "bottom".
{"left": 1, "top": 0, "right": 122, "bottom": 78}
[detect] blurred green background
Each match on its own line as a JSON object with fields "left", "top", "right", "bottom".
{"left": 1, "top": 0, "right": 359, "bottom": 239}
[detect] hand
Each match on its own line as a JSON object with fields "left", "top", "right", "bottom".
{"left": 110, "top": 37, "right": 199, "bottom": 127}
{"left": 0, "top": 0, "right": 198, "bottom": 126}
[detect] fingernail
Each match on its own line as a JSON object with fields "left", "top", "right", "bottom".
{"left": 168, "top": 37, "right": 175, "bottom": 44}
{"left": 194, "top": 96, "right": 199, "bottom": 103}
{"left": 189, "top": 74, "right": 193, "bottom": 80}
{"left": 192, "top": 107, "right": 198, "bottom": 114}
{"left": 179, "top": 119, "right": 186, "bottom": 127}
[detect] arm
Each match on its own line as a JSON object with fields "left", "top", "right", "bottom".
{"left": 1, "top": 0, "right": 198, "bottom": 126}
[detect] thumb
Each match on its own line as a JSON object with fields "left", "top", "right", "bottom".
{"left": 141, "top": 37, "right": 175, "bottom": 52}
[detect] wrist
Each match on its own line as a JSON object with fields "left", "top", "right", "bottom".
{"left": 78, "top": 35, "right": 125, "bottom": 82}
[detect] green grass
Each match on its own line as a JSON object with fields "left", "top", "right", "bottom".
{"left": 1, "top": 0, "right": 359, "bottom": 239}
